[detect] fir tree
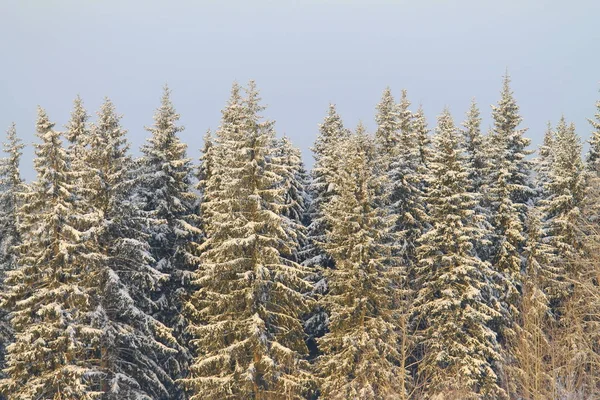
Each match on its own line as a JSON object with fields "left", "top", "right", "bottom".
{"left": 137, "top": 86, "right": 200, "bottom": 388}
{"left": 0, "top": 108, "right": 103, "bottom": 399}
{"left": 414, "top": 109, "right": 504, "bottom": 399}
{"left": 182, "top": 82, "right": 312, "bottom": 400}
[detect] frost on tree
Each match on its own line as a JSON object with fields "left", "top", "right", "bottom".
{"left": 414, "top": 109, "right": 504, "bottom": 399}
{"left": 0, "top": 108, "right": 103, "bottom": 399}
{"left": 182, "top": 82, "right": 313, "bottom": 400}
{"left": 0, "top": 123, "right": 24, "bottom": 378}
{"left": 316, "top": 125, "right": 408, "bottom": 399}
{"left": 82, "top": 98, "right": 181, "bottom": 399}
{"left": 137, "top": 86, "right": 201, "bottom": 388}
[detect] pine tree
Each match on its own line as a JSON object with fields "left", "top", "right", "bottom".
{"left": 414, "top": 109, "right": 504, "bottom": 399}
{"left": 137, "top": 86, "right": 200, "bottom": 388}
{"left": 182, "top": 82, "right": 312, "bottom": 400}
{"left": 0, "top": 123, "right": 24, "bottom": 377}
{"left": 0, "top": 108, "right": 103, "bottom": 399}
{"left": 317, "top": 126, "right": 406, "bottom": 399}
{"left": 84, "top": 98, "right": 180, "bottom": 399}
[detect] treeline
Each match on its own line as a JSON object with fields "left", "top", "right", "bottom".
{"left": 0, "top": 77, "right": 598, "bottom": 399}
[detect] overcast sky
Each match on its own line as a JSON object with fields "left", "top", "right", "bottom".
{"left": 1, "top": 0, "right": 599, "bottom": 181}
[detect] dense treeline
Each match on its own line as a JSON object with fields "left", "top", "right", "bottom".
{"left": 0, "top": 76, "right": 599, "bottom": 399}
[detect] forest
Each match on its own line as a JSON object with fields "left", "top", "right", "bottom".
{"left": 0, "top": 75, "right": 598, "bottom": 400}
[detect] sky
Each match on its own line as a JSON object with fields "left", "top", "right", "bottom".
{"left": 1, "top": 0, "right": 599, "bottom": 181}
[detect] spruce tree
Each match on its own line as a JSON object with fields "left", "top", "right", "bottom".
{"left": 414, "top": 109, "right": 504, "bottom": 399}
{"left": 533, "top": 122, "right": 555, "bottom": 200}
{"left": 303, "top": 103, "right": 349, "bottom": 269}
{"left": 317, "top": 125, "right": 406, "bottom": 399}
{"left": 462, "top": 99, "right": 488, "bottom": 193}
{"left": 489, "top": 74, "right": 534, "bottom": 208}
{"left": 586, "top": 96, "right": 600, "bottom": 173}
{"left": 137, "top": 86, "right": 200, "bottom": 387}
{"left": 273, "top": 136, "right": 309, "bottom": 263}
{"left": 0, "top": 123, "right": 23, "bottom": 376}
{"left": 414, "top": 105, "right": 432, "bottom": 170}
{"left": 387, "top": 91, "right": 427, "bottom": 273}
{"left": 84, "top": 99, "right": 180, "bottom": 399}
{"left": 374, "top": 87, "right": 400, "bottom": 166}
{"left": 182, "top": 82, "right": 312, "bottom": 400}
{"left": 1, "top": 108, "right": 102, "bottom": 399}
{"left": 302, "top": 104, "right": 350, "bottom": 356}
{"left": 540, "top": 117, "right": 586, "bottom": 274}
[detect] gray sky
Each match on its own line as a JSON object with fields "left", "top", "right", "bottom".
{"left": 1, "top": 0, "right": 599, "bottom": 181}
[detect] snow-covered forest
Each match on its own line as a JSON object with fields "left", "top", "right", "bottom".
{"left": 0, "top": 76, "right": 599, "bottom": 400}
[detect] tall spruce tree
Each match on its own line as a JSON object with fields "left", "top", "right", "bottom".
{"left": 414, "top": 105, "right": 432, "bottom": 170}
{"left": 317, "top": 125, "right": 406, "bottom": 399}
{"left": 273, "top": 136, "right": 309, "bottom": 263}
{"left": 182, "top": 82, "right": 312, "bottom": 400}
{"left": 414, "top": 109, "right": 504, "bottom": 399}
{"left": 83, "top": 99, "right": 180, "bottom": 399}
{"left": 541, "top": 117, "right": 586, "bottom": 269}
{"left": 374, "top": 87, "right": 400, "bottom": 167}
{"left": 462, "top": 99, "right": 488, "bottom": 193}
{"left": 0, "top": 108, "right": 103, "bottom": 399}
{"left": 489, "top": 74, "right": 534, "bottom": 209}
{"left": 137, "top": 86, "right": 200, "bottom": 387}
{"left": 303, "top": 103, "right": 349, "bottom": 269}
{"left": 0, "top": 123, "right": 24, "bottom": 378}
{"left": 533, "top": 122, "right": 555, "bottom": 200}
{"left": 301, "top": 104, "right": 350, "bottom": 356}
{"left": 386, "top": 90, "right": 428, "bottom": 273}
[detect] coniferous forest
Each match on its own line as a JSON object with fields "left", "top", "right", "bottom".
{"left": 1, "top": 76, "right": 600, "bottom": 400}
